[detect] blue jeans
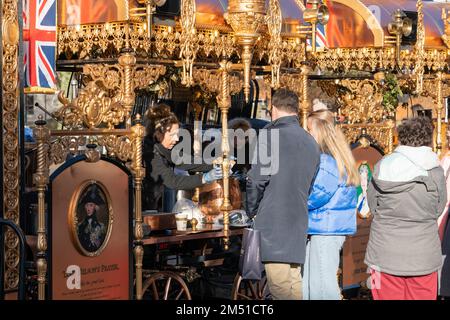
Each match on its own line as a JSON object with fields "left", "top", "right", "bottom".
{"left": 303, "top": 235, "right": 346, "bottom": 300}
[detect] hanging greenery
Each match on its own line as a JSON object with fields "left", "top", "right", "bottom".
{"left": 381, "top": 73, "right": 403, "bottom": 114}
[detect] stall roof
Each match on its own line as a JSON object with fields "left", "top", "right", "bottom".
{"left": 195, "top": 0, "right": 448, "bottom": 48}
{"left": 57, "top": 0, "right": 448, "bottom": 48}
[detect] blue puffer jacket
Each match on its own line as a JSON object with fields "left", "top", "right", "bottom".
{"left": 307, "top": 153, "right": 357, "bottom": 235}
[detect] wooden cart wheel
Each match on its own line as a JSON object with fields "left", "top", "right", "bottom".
{"left": 142, "top": 271, "right": 192, "bottom": 300}
{"left": 231, "top": 273, "right": 270, "bottom": 300}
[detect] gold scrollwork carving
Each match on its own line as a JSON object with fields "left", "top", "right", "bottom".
{"left": 267, "top": 0, "right": 283, "bottom": 89}
{"left": 97, "top": 135, "right": 133, "bottom": 162}
{"left": 49, "top": 136, "right": 87, "bottom": 165}
{"left": 56, "top": 83, "right": 124, "bottom": 129}
{"left": 56, "top": 63, "right": 165, "bottom": 129}
{"left": 414, "top": 0, "right": 425, "bottom": 95}
{"left": 192, "top": 67, "right": 243, "bottom": 96}
{"left": 133, "top": 65, "right": 167, "bottom": 89}
{"left": 339, "top": 122, "right": 395, "bottom": 155}
{"left": 314, "top": 47, "right": 447, "bottom": 74}
{"left": 2, "top": 0, "right": 20, "bottom": 291}
{"left": 179, "top": 0, "right": 197, "bottom": 86}
{"left": 318, "top": 79, "right": 385, "bottom": 124}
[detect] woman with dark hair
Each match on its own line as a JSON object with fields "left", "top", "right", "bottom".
{"left": 365, "top": 117, "right": 447, "bottom": 300}
{"left": 143, "top": 104, "right": 222, "bottom": 211}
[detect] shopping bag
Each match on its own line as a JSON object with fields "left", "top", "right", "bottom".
{"left": 239, "top": 227, "right": 264, "bottom": 280}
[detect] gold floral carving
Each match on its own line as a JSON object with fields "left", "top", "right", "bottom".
{"left": 414, "top": 0, "right": 425, "bottom": 95}
{"left": 314, "top": 47, "right": 447, "bottom": 73}
{"left": 339, "top": 122, "right": 395, "bottom": 154}
{"left": 97, "top": 135, "right": 133, "bottom": 162}
{"left": 267, "top": 0, "right": 283, "bottom": 89}
{"left": 192, "top": 67, "right": 243, "bottom": 96}
{"left": 2, "top": 0, "right": 20, "bottom": 290}
{"left": 319, "top": 79, "right": 385, "bottom": 124}
{"left": 58, "top": 22, "right": 240, "bottom": 61}
{"left": 179, "top": 0, "right": 197, "bottom": 86}
{"left": 422, "top": 78, "right": 450, "bottom": 103}
{"left": 56, "top": 83, "right": 124, "bottom": 129}
{"left": 55, "top": 64, "right": 165, "bottom": 129}
{"left": 49, "top": 137, "right": 87, "bottom": 165}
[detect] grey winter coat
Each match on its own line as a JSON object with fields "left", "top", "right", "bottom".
{"left": 246, "top": 115, "right": 320, "bottom": 264}
{"left": 365, "top": 146, "right": 447, "bottom": 276}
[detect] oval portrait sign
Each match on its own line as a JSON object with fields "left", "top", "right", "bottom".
{"left": 69, "top": 181, "right": 113, "bottom": 257}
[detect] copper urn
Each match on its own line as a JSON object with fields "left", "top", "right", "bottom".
{"left": 198, "top": 178, "right": 242, "bottom": 223}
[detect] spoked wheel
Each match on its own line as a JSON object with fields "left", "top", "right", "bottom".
{"left": 142, "top": 271, "right": 192, "bottom": 300}
{"left": 231, "top": 273, "right": 270, "bottom": 300}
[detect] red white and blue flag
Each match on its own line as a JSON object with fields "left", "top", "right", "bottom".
{"left": 306, "top": 22, "right": 328, "bottom": 48}
{"left": 23, "top": 0, "right": 57, "bottom": 92}
{"left": 305, "top": 0, "right": 328, "bottom": 49}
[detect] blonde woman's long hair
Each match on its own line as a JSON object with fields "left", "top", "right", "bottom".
{"left": 307, "top": 110, "right": 360, "bottom": 186}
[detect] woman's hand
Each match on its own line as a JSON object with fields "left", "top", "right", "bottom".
{"left": 202, "top": 166, "right": 223, "bottom": 184}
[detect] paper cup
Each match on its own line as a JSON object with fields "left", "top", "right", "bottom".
{"left": 175, "top": 213, "right": 188, "bottom": 231}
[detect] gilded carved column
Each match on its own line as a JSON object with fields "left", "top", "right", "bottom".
{"left": 217, "top": 61, "right": 232, "bottom": 250}
{"left": 387, "top": 119, "right": 395, "bottom": 154}
{"left": 119, "top": 25, "right": 137, "bottom": 126}
{"left": 2, "top": 0, "right": 21, "bottom": 292}
{"left": 300, "top": 65, "right": 311, "bottom": 129}
{"left": 33, "top": 116, "right": 50, "bottom": 300}
{"left": 436, "top": 72, "right": 444, "bottom": 157}
{"left": 131, "top": 115, "right": 145, "bottom": 300}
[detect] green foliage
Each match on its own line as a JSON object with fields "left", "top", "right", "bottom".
{"left": 382, "top": 73, "right": 403, "bottom": 113}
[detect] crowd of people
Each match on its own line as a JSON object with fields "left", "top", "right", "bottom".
{"left": 141, "top": 88, "right": 450, "bottom": 300}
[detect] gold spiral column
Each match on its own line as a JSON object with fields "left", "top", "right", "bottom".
{"left": 218, "top": 61, "right": 232, "bottom": 250}
{"left": 387, "top": 119, "right": 395, "bottom": 154}
{"left": 436, "top": 72, "right": 444, "bottom": 157}
{"left": 300, "top": 65, "right": 311, "bottom": 128}
{"left": 33, "top": 116, "right": 50, "bottom": 300}
{"left": 131, "top": 115, "right": 145, "bottom": 300}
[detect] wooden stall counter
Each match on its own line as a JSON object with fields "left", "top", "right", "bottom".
{"left": 142, "top": 225, "right": 246, "bottom": 246}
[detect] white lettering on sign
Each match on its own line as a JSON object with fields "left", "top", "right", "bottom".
{"left": 66, "top": 265, "right": 81, "bottom": 290}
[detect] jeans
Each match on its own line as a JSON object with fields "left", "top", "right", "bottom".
{"left": 303, "top": 235, "right": 346, "bottom": 300}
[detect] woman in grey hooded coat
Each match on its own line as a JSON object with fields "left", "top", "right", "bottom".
{"left": 365, "top": 117, "right": 447, "bottom": 300}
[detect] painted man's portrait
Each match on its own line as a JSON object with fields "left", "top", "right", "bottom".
{"left": 75, "top": 183, "right": 109, "bottom": 254}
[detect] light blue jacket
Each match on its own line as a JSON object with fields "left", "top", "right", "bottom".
{"left": 307, "top": 153, "right": 357, "bottom": 235}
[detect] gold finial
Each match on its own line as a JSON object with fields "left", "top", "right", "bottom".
{"left": 191, "top": 218, "right": 198, "bottom": 231}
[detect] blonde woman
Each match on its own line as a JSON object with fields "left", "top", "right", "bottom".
{"left": 304, "top": 109, "right": 359, "bottom": 300}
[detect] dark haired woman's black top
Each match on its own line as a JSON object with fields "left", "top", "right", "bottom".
{"left": 142, "top": 136, "right": 212, "bottom": 211}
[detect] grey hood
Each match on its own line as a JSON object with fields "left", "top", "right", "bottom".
{"left": 376, "top": 146, "right": 440, "bottom": 183}
{"left": 395, "top": 146, "right": 440, "bottom": 170}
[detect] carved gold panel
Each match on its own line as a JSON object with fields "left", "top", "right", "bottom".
{"left": 2, "top": 0, "right": 20, "bottom": 291}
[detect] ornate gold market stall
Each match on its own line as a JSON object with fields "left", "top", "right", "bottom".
{"left": 2, "top": 0, "right": 450, "bottom": 300}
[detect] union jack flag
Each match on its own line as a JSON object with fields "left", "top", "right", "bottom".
{"left": 23, "top": 0, "right": 57, "bottom": 91}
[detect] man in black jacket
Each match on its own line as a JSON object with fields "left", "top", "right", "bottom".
{"left": 246, "top": 89, "right": 320, "bottom": 300}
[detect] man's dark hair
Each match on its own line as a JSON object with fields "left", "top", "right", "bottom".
{"left": 397, "top": 116, "right": 434, "bottom": 147}
{"left": 271, "top": 89, "right": 299, "bottom": 114}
